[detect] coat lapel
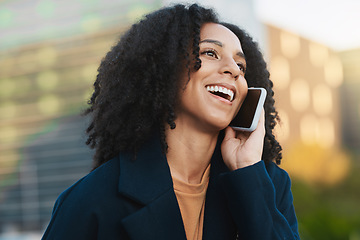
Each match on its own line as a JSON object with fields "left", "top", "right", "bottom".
{"left": 121, "top": 188, "right": 186, "bottom": 239}
{"left": 203, "top": 139, "right": 238, "bottom": 239}
{"left": 117, "top": 133, "right": 237, "bottom": 239}
{"left": 118, "top": 134, "right": 186, "bottom": 240}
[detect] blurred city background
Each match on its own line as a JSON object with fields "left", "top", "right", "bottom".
{"left": 0, "top": 0, "right": 359, "bottom": 239}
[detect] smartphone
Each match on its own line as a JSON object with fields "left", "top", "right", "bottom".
{"left": 230, "top": 87, "right": 267, "bottom": 132}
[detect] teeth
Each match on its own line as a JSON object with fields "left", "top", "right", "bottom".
{"left": 229, "top": 90, "right": 234, "bottom": 101}
{"left": 206, "top": 85, "right": 234, "bottom": 102}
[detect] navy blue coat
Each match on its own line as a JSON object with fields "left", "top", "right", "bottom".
{"left": 42, "top": 134, "right": 300, "bottom": 239}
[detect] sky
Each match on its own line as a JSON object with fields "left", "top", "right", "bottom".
{"left": 1, "top": 0, "right": 359, "bottom": 52}
{"left": 254, "top": 0, "right": 360, "bottom": 51}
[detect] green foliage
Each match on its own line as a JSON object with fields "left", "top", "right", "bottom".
{"left": 292, "top": 156, "right": 360, "bottom": 240}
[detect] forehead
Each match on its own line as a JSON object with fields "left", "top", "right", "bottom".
{"left": 199, "top": 23, "right": 243, "bottom": 53}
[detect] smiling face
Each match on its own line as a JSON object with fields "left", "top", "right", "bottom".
{"left": 175, "top": 23, "right": 248, "bottom": 132}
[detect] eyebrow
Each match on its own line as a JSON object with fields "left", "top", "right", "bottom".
{"left": 199, "top": 39, "right": 223, "bottom": 47}
{"left": 199, "top": 39, "right": 246, "bottom": 59}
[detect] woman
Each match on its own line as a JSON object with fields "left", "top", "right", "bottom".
{"left": 42, "top": 3, "right": 300, "bottom": 240}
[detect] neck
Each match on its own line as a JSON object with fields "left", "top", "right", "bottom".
{"left": 165, "top": 121, "right": 219, "bottom": 184}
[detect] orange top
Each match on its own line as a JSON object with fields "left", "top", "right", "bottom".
{"left": 172, "top": 164, "right": 211, "bottom": 240}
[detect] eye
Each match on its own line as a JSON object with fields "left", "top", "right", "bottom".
{"left": 201, "top": 49, "right": 218, "bottom": 59}
{"left": 237, "top": 63, "right": 246, "bottom": 74}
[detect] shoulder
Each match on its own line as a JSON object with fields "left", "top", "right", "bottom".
{"left": 54, "top": 156, "right": 121, "bottom": 211}
{"left": 42, "top": 156, "right": 125, "bottom": 239}
{"left": 265, "top": 161, "right": 291, "bottom": 186}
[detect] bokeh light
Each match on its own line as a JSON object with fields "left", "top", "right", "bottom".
{"left": 81, "top": 64, "right": 98, "bottom": 82}
{"left": 290, "top": 78, "right": 310, "bottom": 112}
{"left": 37, "top": 94, "right": 61, "bottom": 116}
{"left": 317, "top": 117, "right": 335, "bottom": 148}
{"left": 36, "top": 71, "right": 59, "bottom": 91}
{"left": 324, "top": 56, "right": 343, "bottom": 87}
{"left": 300, "top": 114, "right": 318, "bottom": 144}
{"left": 312, "top": 84, "right": 333, "bottom": 115}
{"left": 270, "top": 56, "right": 290, "bottom": 90}
{"left": 280, "top": 30, "right": 300, "bottom": 58}
{"left": 309, "top": 42, "right": 329, "bottom": 67}
{"left": 0, "top": 8, "right": 14, "bottom": 28}
{"left": 0, "top": 126, "right": 18, "bottom": 144}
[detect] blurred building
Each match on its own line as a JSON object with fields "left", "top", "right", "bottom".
{"left": 266, "top": 24, "right": 350, "bottom": 185}
{"left": 338, "top": 48, "right": 360, "bottom": 154}
{"left": 267, "top": 24, "right": 343, "bottom": 148}
{"left": 0, "top": 0, "right": 161, "bottom": 235}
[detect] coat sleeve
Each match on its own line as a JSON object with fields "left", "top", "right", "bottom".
{"left": 219, "top": 161, "right": 300, "bottom": 240}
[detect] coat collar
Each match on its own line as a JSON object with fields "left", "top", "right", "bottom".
{"left": 118, "top": 133, "right": 186, "bottom": 239}
{"left": 118, "top": 133, "right": 173, "bottom": 205}
{"left": 118, "top": 132, "right": 237, "bottom": 239}
{"left": 117, "top": 132, "right": 230, "bottom": 205}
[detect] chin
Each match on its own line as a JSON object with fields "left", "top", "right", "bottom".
{"left": 213, "top": 115, "right": 234, "bottom": 129}
{"left": 207, "top": 120, "right": 232, "bottom": 132}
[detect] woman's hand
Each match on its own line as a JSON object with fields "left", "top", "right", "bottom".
{"left": 221, "top": 110, "right": 265, "bottom": 171}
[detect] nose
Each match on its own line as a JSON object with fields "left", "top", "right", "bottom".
{"left": 220, "top": 57, "right": 240, "bottom": 80}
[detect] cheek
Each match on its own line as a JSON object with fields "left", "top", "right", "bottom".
{"left": 239, "top": 76, "right": 248, "bottom": 88}
{"left": 234, "top": 78, "right": 248, "bottom": 111}
{"left": 237, "top": 77, "right": 248, "bottom": 99}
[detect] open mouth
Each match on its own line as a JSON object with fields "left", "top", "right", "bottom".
{"left": 206, "top": 85, "right": 234, "bottom": 102}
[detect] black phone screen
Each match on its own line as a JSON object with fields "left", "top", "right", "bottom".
{"left": 230, "top": 89, "right": 261, "bottom": 128}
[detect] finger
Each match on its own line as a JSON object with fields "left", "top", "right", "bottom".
{"left": 259, "top": 108, "right": 265, "bottom": 127}
{"left": 223, "top": 126, "right": 236, "bottom": 141}
{"left": 258, "top": 108, "right": 266, "bottom": 134}
{"left": 253, "top": 109, "right": 265, "bottom": 133}
{"left": 250, "top": 108, "right": 266, "bottom": 139}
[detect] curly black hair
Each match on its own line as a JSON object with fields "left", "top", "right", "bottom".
{"left": 84, "top": 3, "right": 282, "bottom": 170}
